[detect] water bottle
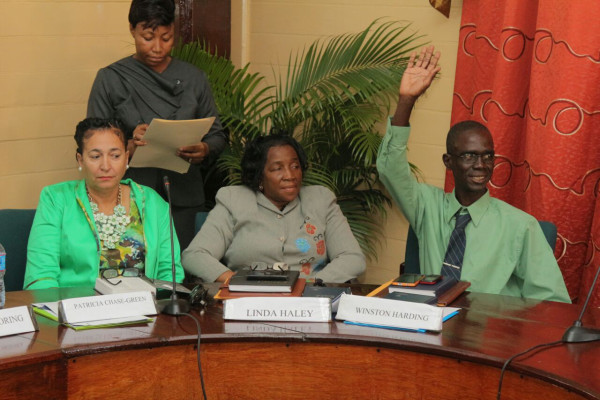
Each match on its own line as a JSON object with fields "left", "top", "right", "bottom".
{"left": 0, "top": 243, "right": 5, "bottom": 308}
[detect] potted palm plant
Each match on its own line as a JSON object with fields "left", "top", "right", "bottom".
{"left": 173, "top": 20, "right": 424, "bottom": 259}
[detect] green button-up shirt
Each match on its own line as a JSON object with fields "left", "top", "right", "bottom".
{"left": 377, "top": 121, "right": 570, "bottom": 303}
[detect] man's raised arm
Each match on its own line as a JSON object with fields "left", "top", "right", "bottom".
{"left": 391, "top": 45, "right": 441, "bottom": 126}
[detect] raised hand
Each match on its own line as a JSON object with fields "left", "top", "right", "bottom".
{"left": 391, "top": 46, "right": 441, "bottom": 126}
{"left": 399, "top": 45, "right": 441, "bottom": 98}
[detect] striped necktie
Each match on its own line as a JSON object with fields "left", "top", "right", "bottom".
{"left": 441, "top": 212, "right": 471, "bottom": 280}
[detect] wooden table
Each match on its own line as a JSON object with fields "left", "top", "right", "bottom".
{"left": 1, "top": 286, "right": 599, "bottom": 400}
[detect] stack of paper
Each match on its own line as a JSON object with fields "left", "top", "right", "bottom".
{"left": 32, "top": 301, "right": 153, "bottom": 331}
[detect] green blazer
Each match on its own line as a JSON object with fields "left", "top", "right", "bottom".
{"left": 24, "top": 179, "right": 184, "bottom": 289}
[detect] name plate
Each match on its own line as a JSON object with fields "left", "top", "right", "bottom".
{"left": 224, "top": 297, "right": 331, "bottom": 322}
{"left": 58, "top": 291, "right": 157, "bottom": 324}
{"left": 335, "top": 294, "right": 444, "bottom": 332}
{"left": 0, "top": 306, "right": 38, "bottom": 337}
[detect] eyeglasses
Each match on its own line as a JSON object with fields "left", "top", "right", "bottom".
{"left": 249, "top": 262, "right": 289, "bottom": 275}
{"left": 450, "top": 152, "right": 495, "bottom": 165}
{"left": 101, "top": 267, "right": 142, "bottom": 285}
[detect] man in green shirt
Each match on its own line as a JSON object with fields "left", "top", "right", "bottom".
{"left": 377, "top": 46, "right": 570, "bottom": 303}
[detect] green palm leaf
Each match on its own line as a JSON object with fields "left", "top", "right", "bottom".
{"left": 272, "top": 20, "right": 422, "bottom": 130}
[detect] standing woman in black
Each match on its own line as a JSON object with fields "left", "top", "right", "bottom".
{"left": 87, "top": 0, "right": 227, "bottom": 249}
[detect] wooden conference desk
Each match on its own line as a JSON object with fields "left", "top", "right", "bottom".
{"left": 1, "top": 287, "right": 599, "bottom": 400}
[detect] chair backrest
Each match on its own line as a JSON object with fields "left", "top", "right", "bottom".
{"left": 194, "top": 211, "right": 209, "bottom": 235}
{"left": 403, "top": 225, "right": 421, "bottom": 274}
{"left": 401, "top": 220, "right": 557, "bottom": 275}
{"left": 538, "top": 221, "right": 557, "bottom": 252}
{"left": 0, "top": 209, "right": 36, "bottom": 291}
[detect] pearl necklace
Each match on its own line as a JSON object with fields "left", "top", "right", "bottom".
{"left": 87, "top": 185, "right": 131, "bottom": 250}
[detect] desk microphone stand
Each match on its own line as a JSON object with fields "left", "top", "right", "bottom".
{"left": 562, "top": 265, "right": 600, "bottom": 343}
{"left": 158, "top": 176, "right": 190, "bottom": 316}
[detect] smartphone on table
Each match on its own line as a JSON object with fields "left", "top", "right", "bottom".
{"left": 420, "top": 274, "right": 442, "bottom": 285}
{"left": 395, "top": 274, "right": 425, "bottom": 287}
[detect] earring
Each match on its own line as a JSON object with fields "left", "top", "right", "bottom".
{"left": 259, "top": 185, "right": 264, "bottom": 191}
{"left": 78, "top": 166, "right": 82, "bottom": 172}
{"left": 126, "top": 164, "right": 130, "bottom": 170}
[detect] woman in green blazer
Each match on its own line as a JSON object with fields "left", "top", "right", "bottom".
{"left": 23, "top": 118, "right": 184, "bottom": 289}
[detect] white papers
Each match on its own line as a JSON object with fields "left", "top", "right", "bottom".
{"left": 335, "top": 320, "right": 444, "bottom": 345}
{"left": 0, "top": 306, "right": 38, "bottom": 337}
{"left": 32, "top": 301, "right": 60, "bottom": 318}
{"left": 129, "top": 117, "right": 215, "bottom": 173}
{"left": 33, "top": 301, "right": 153, "bottom": 330}
{"left": 442, "top": 307, "right": 460, "bottom": 321}
{"left": 224, "top": 297, "right": 331, "bottom": 322}
{"left": 65, "top": 316, "right": 153, "bottom": 329}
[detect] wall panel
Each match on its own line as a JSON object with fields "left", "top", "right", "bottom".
{"left": 0, "top": 0, "right": 132, "bottom": 208}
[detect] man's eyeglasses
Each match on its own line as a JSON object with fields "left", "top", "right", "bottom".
{"left": 101, "top": 267, "right": 142, "bottom": 285}
{"left": 450, "top": 152, "right": 495, "bottom": 165}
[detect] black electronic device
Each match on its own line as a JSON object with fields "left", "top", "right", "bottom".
{"left": 395, "top": 274, "right": 425, "bottom": 287}
{"left": 246, "top": 272, "right": 288, "bottom": 281}
{"left": 385, "top": 291, "right": 437, "bottom": 305}
{"left": 228, "top": 267, "right": 300, "bottom": 292}
{"left": 420, "top": 274, "right": 442, "bottom": 284}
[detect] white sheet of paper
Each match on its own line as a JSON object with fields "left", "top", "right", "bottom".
{"left": 129, "top": 117, "right": 215, "bottom": 173}
{"left": 33, "top": 302, "right": 152, "bottom": 329}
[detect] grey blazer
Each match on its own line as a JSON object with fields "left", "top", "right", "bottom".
{"left": 182, "top": 185, "right": 366, "bottom": 282}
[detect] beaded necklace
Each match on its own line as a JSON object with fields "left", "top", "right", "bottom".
{"left": 87, "top": 185, "right": 131, "bottom": 250}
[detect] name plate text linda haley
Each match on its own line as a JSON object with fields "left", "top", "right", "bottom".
{"left": 58, "top": 291, "right": 157, "bottom": 324}
{"left": 0, "top": 306, "right": 38, "bottom": 337}
{"left": 335, "top": 294, "right": 444, "bottom": 332}
{"left": 223, "top": 297, "right": 331, "bottom": 322}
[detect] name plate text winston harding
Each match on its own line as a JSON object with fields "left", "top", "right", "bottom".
{"left": 223, "top": 297, "right": 331, "bottom": 322}
{"left": 0, "top": 306, "right": 38, "bottom": 337}
{"left": 335, "top": 294, "right": 444, "bottom": 332}
{"left": 58, "top": 291, "right": 157, "bottom": 324}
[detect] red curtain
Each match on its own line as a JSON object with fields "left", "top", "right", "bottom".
{"left": 449, "top": 0, "right": 600, "bottom": 304}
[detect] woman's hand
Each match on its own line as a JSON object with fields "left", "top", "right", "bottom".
{"left": 132, "top": 124, "right": 149, "bottom": 146}
{"left": 177, "top": 142, "right": 209, "bottom": 164}
{"left": 216, "top": 270, "right": 235, "bottom": 283}
{"left": 128, "top": 123, "right": 149, "bottom": 157}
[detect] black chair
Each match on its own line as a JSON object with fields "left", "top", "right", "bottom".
{"left": 538, "top": 220, "right": 558, "bottom": 252}
{"left": 194, "top": 211, "right": 209, "bottom": 235}
{"left": 402, "top": 225, "right": 421, "bottom": 274}
{"left": 0, "top": 209, "right": 36, "bottom": 291}
{"left": 401, "top": 220, "right": 558, "bottom": 275}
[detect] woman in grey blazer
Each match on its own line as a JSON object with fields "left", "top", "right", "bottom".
{"left": 182, "top": 135, "right": 366, "bottom": 283}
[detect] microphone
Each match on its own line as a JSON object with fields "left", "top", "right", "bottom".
{"left": 562, "top": 264, "right": 600, "bottom": 343}
{"left": 157, "top": 175, "right": 190, "bottom": 315}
